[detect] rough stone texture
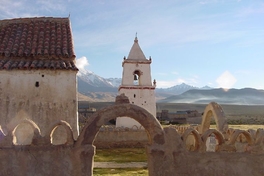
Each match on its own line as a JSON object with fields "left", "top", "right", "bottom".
{"left": 0, "top": 70, "right": 78, "bottom": 144}
{"left": 200, "top": 102, "right": 229, "bottom": 133}
{"left": 94, "top": 129, "right": 148, "bottom": 148}
{"left": 0, "top": 102, "right": 264, "bottom": 176}
{"left": 0, "top": 146, "right": 77, "bottom": 176}
{"left": 115, "top": 93, "right": 130, "bottom": 104}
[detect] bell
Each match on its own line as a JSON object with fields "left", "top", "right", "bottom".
{"left": 134, "top": 74, "right": 138, "bottom": 80}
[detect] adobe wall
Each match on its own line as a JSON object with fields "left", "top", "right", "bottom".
{"left": 94, "top": 127, "right": 148, "bottom": 148}
{"left": 1, "top": 101, "right": 264, "bottom": 176}
{"left": 148, "top": 127, "right": 264, "bottom": 176}
{"left": 0, "top": 70, "right": 78, "bottom": 142}
{"left": 0, "top": 146, "right": 76, "bottom": 176}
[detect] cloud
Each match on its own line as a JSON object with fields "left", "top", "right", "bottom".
{"left": 76, "top": 56, "right": 89, "bottom": 71}
{"left": 216, "top": 71, "right": 237, "bottom": 89}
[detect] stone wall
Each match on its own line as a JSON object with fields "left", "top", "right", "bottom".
{"left": 94, "top": 126, "right": 148, "bottom": 148}
{"left": 0, "top": 70, "right": 78, "bottom": 142}
{"left": 0, "top": 102, "right": 264, "bottom": 176}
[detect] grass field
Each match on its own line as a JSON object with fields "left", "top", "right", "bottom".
{"left": 94, "top": 148, "right": 147, "bottom": 163}
{"left": 94, "top": 148, "right": 148, "bottom": 175}
{"left": 93, "top": 168, "right": 148, "bottom": 176}
{"left": 211, "top": 124, "right": 264, "bottom": 130}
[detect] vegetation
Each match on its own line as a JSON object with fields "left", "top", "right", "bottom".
{"left": 94, "top": 148, "right": 147, "bottom": 163}
{"left": 210, "top": 124, "right": 264, "bottom": 130}
{"left": 94, "top": 148, "right": 148, "bottom": 175}
{"left": 93, "top": 168, "right": 148, "bottom": 176}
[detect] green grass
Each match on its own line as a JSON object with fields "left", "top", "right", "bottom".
{"left": 94, "top": 148, "right": 147, "bottom": 163}
{"left": 94, "top": 148, "right": 148, "bottom": 175}
{"left": 93, "top": 168, "right": 148, "bottom": 176}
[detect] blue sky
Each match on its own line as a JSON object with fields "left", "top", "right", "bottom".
{"left": 1, "top": 0, "right": 264, "bottom": 89}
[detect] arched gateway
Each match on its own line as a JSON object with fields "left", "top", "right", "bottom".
{"left": 75, "top": 102, "right": 165, "bottom": 176}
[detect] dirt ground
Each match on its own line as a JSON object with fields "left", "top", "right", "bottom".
{"left": 79, "top": 102, "right": 264, "bottom": 125}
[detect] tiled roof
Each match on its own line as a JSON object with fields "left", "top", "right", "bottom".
{"left": 0, "top": 58, "right": 77, "bottom": 70}
{"left": 0, "top": 17, "right": 77, "bottom": 70}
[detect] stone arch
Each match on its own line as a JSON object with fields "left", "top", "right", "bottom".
{"left": 201, "top": 129, "right": 225, "bottom": 152}
{"left": 229, "top": 129, "right": 254, "bottom": 145}
{"left": 46, "top": 120, "right": 74, "bottom": 145}
{"left": 75, "top": 103, "right": 164, "bottom": 147}
{"left": 133, "top": 70, "right": 142, "bottom": 85}
{"left": 11, "top": 119, "right": 41, "bottom": 145}
{"left": 200, "top": 102, "right": 228, "bottom": 133}
{"left": 255, "top": 129, "right": 264, "bottom": 145}
{"left": 74, "top": 103, "right": 164, "bottom": 176}
{"left": 181, "top": 128, "right": 202, "bottom": 151}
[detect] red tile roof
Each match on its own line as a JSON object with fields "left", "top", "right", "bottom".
{"left": 0, "top": 17, "right": 78, "bottom": 70}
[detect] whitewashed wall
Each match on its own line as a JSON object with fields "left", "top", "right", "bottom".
{"left": 117, "top": 59, "right": 156, "bottom": 128}
{"left": 0, "top": 70, "right": 78, "bottom": 143}
{"left": 121, "top": 63, "right": 152, "bottom": 86}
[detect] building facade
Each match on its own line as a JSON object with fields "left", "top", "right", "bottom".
{"left": 0, "top": 17, "right": 78, "bottom": 144}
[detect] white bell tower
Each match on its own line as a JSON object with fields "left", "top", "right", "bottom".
{"left": 116, "top": 36, "right": 156, "bottom": 128}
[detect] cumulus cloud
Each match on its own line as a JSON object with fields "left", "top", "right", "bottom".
{"left": 76, "top": 56, "right": 89, "bottom": 71}
{"left": 216, "top": 71, "right": 237, "bottom": 89}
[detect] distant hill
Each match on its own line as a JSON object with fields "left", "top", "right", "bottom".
{"left": 77, "top": 69, "right": 119, "bottom": 102}
{"left": 77, "top": 72, "right": 210, "bottom": 102}
{"left": 160, "top": 88, "right": 264, "bottom": 105}
{"left": 77, "top": 69, "right": 264, "bottom": 105}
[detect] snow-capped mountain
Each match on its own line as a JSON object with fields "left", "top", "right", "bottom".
{"left": 77, "top": 69, "right": 121, "bottom": 101}
{"left": 77, "top": 69, "right": 116, "bottom": 88}
{"left": 156, "top": 83, "right": 199, "bottom": 95}
{"left": 105, "top": 78, "right": 122, "bottom": 87}
{"left": 77, "top": 69, "right": 212, "bottom": 101}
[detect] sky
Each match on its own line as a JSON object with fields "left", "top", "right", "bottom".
{"left": 0, "top": 0, "right": 264, "bottom": 89}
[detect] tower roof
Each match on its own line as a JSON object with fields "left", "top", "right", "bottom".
{"left": 127, "top": 37, "right": 147, "bottom": 60}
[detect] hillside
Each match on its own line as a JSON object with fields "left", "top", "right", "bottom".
{"left": 160, "top": 88, "right": 264, "bottom": 105}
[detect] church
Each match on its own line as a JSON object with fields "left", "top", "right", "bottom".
{"left": 116, "top": 36, "right": 156, "bottom": 128}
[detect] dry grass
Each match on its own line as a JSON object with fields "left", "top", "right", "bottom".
{"left": 210, "top": 124, "right": 264, "bottom": 130}
{"left": 94, "top": 148, "right": 147, "bottom": 163}
{"left": 94, "top": 148, "right": 148, "bottom": 175}
{"left": 93, "top": 168, "right": 148, "bottom": 176}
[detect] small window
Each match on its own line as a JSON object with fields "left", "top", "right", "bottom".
{"left": 134, "top": 94, "right": 136, "bottom": 98}
{"left": 42, "top": 75, "right": 44, "bottom": 77}
{"left": 35, "top": 82, "right": 39, "bottom": 87}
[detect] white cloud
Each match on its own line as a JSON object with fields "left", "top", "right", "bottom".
{"left": 216, "top": 71, "right": 237, "bottom": 89}
{"left": 76, "top": 56, "right": 89, "bottom": 71}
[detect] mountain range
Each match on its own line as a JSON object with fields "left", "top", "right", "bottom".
{"left": 77, "top": 69, "right": 264, "bottom": 105}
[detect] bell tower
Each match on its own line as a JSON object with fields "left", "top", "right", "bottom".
{"left": 116, "top": 37, "right": 156, "bottom": 128}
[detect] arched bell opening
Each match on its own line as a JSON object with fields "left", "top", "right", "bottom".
{"left": 133, "top": 70, "right": 141, "bottom": 85}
